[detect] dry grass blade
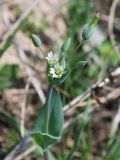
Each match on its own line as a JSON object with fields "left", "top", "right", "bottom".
{"left": 20, "top": 81, "right": 30, "bottom": 137}
{"left": 108, "top": 0, "right": 120, "bottom": 57}
{"left": 0, "top": 0, "right": 39, "bottom": 48}
{"left": 15, "top": 42, "right": 46, "bottom": 104}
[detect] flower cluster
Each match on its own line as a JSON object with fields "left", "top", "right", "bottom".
{"left": 45, "top": 51, "right": 65, "bottom": 79}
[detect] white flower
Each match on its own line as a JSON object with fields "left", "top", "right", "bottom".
{"left": 45, "top": 51, "right": 59, "bottom": 65}
{"left": 49, "top": 64, "right": 64, "bottom": 78}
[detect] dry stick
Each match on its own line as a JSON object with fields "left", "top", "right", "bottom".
{"left": 64, "top": 104, "right": 99, "bottom": 130}
{"left": 63, "top": 73, "right": 118, "bottom": 113}
{"left": 1, "top": 0, "right": 45, "bottom": 104}
{"left": 1, "top": 2, "right": 45, "bottom": 158}
{"left": 4, "top": 137, "right": 32, "bottom": 160}
{"left": 66, "top": 99, "right": 97, "bottom": 115}
{"left": 14, "top": 145, "right": 36, "bottom": 160}
{"left": 63, "top": 77, "right": 110, "bottom": 113}
{"left": 0, "top": 1, "right": 11, "bottom": 27}
{"left": 101, "top": 13, "right": 120, "bottom": 30}
{"left": 64, "top": 67, "right": 120, "bottom": 129}
{"left": 3, "top": 43, "right": 46, "bottom": 158}
{"left": 0, "top": 3, "right": 41, "bottom": 158}
{"left": 64, "top": 88, "right": 120, "bottom": 129}
{"left": 20, "top": 81, "right": 30, "bottom": 137}
{"left": 0, "top": 0, "right": 45, "bottom": 132}
{"left": 110, "top": 102, "right": 120, "bottom": 137}
{"left": 0, "top": 1, "right": 42, "bottom": 74}
{"left": 15, "top": 42, "right": 46, "bottom": 104}
{"left": 2, "top": 88, "right": 35, "bottom": 95}
{"left": 63, "top": 80, "right": 101, "bottom": 113}
{"left": 98, "top": 88, "right": 120, "bottom": 104}
{"left": 0, "top": 0, "right": 39, "bottom": 48}
{"left": 1, "top": 1, "right": 47, "bottom": 160}
{"left": 108, "top": 0, "right": 120, "bottom": 58}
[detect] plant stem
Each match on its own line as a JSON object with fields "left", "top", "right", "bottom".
{"left": 69, "top": 40, "right": 86, "bottom": 61}
{"left": 44, "top": 150, "right": 50, "bottom": 160}
{"left": 45, "top": 84, "right": 53, "bottom": 133}
{"left": 73, "top": 40, "right": 86, "bottom": 55}
{"left": 44, "top": 85, "right": 53, "bottom": 160}
{"left": 39, "top": 47, "right": 45, "bottom": 57}
{"left": 66, "top": 114, "right": 89, "bottom": 160}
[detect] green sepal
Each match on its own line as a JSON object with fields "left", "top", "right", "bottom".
{"left": 82, "top": 13, "right": 100, "bottom": 40}
{"left": 32, "top": 34, "right": 41, "bottom": 47}
{"left": 60, "top": 38, "right": 71, "bottom": 57}
{"left": 30, "top": 88, "right": 64, "bottom": 149}
{"left": 69, "top": 54, "right": 86, "bottom": 70}
{"left": 72, "top": 61, "right": 87, "bottom": 70}
{"left": 51, "top": 69, "right": 71, "bottom": 84}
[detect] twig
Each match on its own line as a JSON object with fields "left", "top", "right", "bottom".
{"left": 0, "top": 1, "right": 11, "bottom": 28}
{"left": 0, "top": 0, "right": 39, "bottom": 48}
{"left": 63, "top": 81, "right": 101, "bottom": 113}
{"left": 66, "top": 99, "right": 97, "bottom": 115}
{"left": 110, "top": 102, "right": 120, "bottom": 137}
{"left": 98, "top": 88, "right": 120, "bottom": 104}
{"left": 4, "top": 137, "right": 32, "bottom": 160}
{"left": 2, "top": 88, "right": 35, "bottom": 95}
{"left": 15, "top": 42, "right": 46, "bottom": 104}
{"left": 100, "top": 13, "right": 120, "bottom": 30}
{"left": 64, "top": 104, "right": 99, "bottom": 130}
{"left": 20, "top": 81, "right": 30, "bottom": 137}
{"left": 108, "top": 0, "right": 120, "bottom": 57}
{"left": 14, "top": 145, "right": 36, "bottom": 160}
{"left": 63, "top": 66, "right": 120, "bottom": 112}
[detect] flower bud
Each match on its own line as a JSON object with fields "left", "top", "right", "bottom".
{"left": 32, "top": 34, "right": 41, "bottom": 47}
{"left": 82, "top": 13, "right": 100, "bottom": 40}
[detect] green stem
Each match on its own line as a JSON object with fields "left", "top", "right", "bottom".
{"left": 44, "top": 150, "right": 50, "bottom": 160}
{"left": 39, "top": 47, "right": 45, "bottom": 57}
{"left": 66, "top": 120, "right": 87, "bottom": 160}
{"left": 69, "top": 40, "right": 86, "bottom": 61}
{"left": 44, "top": 84, "right": 53, "bottom": 160}
{"left": 45, "top": 84, "right": 53, "bottom": 132}
{"left": 73, "top": 40, "right": 86, "bottom": 55}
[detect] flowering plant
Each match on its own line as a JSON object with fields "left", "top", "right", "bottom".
{"left": 30, "top": 13, "right": 99, "bottom": 160}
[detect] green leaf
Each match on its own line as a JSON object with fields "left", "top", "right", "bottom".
{"left": 32, "top": 34, "right": 41, "bottom": 47}
{"left": 30, "top": 88, "right": 64, "bottom": 149}
{"left": 0, "top": 64, "right": 19, "bottom": 90}
{"left": 0, "top": 29, "right": 18, "bottom": 57}
{"left": 0, "top": 18, "right": 26, "bottom": 57}
{"left": 66, "top": 107, "right": 90, "bottom": 160}
{"left": 0, "top": 109, "right": 20, "bottom": 132}
{"left": 105, "top": 135, "right": 120, "bottom": 160}
{"left": 72, "top": 61, "right": 87, "bottom": 70}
